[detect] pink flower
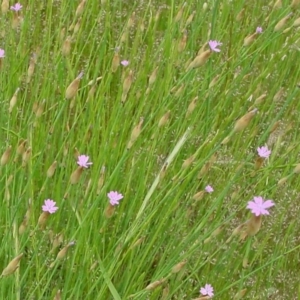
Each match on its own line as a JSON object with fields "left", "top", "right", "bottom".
{"left": 0, "top": 49, "right": 5, "bottom": 58}
{"left": 256, "top": 27, "right": 263, "bottom": 33}
{"left": 42, "top": 199, "right": 58, "bottom": 214}
{"left": 208, "top": 40, "right": 222, "bottom": 52}
{"left": 10, "top": 3, "right": 22, "bottom": 11}
{"left": 108, "top": 191, "right": 123, "bottom": 206}
{"left": 121, "top": 60, "right": 129, "bottom": 66}
{"left": 200, "top": 284, "right": 214, "bottom": 297}
{"left": 247, "top": 196, "right": 275, "bottom": 216}
{"left": 257, "top": 146, "right": 271, "bottom": 158}
{"left": 205, "top": 185, "right": 214, "bottom": 193}
{"left": 77, "top": 155, "right": 93, "bottom": 168}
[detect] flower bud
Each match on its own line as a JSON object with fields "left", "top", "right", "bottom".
{"left": 236, "top": 8, "right": 245, "bottom": 22}
{"left": 273, "top": 0, "right": 282, "bottom": 8}
{"left": 105, "top": 203, "right": 115, "bottom": 218}
{"left": 185, "top": 11, "right": 196, "bottom": 27}
{"left": 54, "top": 289, "right": 62, "bottom": 300}
{"left": 76, "top": 0, "right": 86, "bottom": 17}
{"left": 291, "top": 0, "right": 300, "bottom": 8}
{"left": 178, "top": 30, "right": 187, "bottom": 52}
{"left": 97, "top": 166, "right": 106, "bottom": 195}
{"left": 174, "top": 4, "right": 184, "bottom": 23}
{"left": 127, "top": 117, "right": 144, "bottom": 149}
{"left": 233, "top": 289, "right": 247, "bottom": 299}
{"left": 274, "top": 13, "right": 292, "bottom": 31}
{"left": 1, "top": 0, "right": 9, "bottom": 13}
{"left": 1, "top": 145, "right": 12, "bottom": 166}
{"left": 9, "top": 87, "right": 20, "bottom": 113}
{"left": 186, "top": 50, "right": 211, "bottom": 71}
{"left": 65, "top": 72, "right": 83, "bottom": 99}
{"left": 192, "top": 191, "right": 205, "bottom": 201}
{"left": 182, "top": 154, "right": 195, "bottom": 169}
{"left": 111, "top": 51, "right": 120, "bottom": 73}
{"left": 171, "top": 260, "right": 187, "bottom": 273}
{"left": 244, "top": 33, "right": 258, "bottom": 46}
{"left": 158, "top": 111, "right": 171, "bottom": 127}
{"left": 186, "top": 96, "right": 198, "bottom": 117}
{"left": 47, "top": 161, "right": 57, "bottom": 178}
{"left": 16, "top": 140, "right": 26, "bottom": 157}
{"left": 2, "top": 253, "right": 23, "bottom": 276}
{"left": 121, "top": 70, "right": 133, "bottom": 104}
{"left": 62, "top": 36, "right": 72, "bottom": 56}
{"left": 22, "top": 147, "right": 32, "bottom": 167}
{"left": 38, "top": 211, "right": 50, "bottom": 229}
{"left": 233, "top": 109, "right": 258, "bottom": 132}
{"left": 244, "top": 215, "right": 262, "bottom": 237}
{"left": 70, "top": 166, "right": 84, "bottom": 184}
{"left": 145, "top": 278, "right": 165, "bottom": 290}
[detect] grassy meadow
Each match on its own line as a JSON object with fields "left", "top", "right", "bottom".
{"left": 1, "top": 0, "right": 300, "bottom": 299}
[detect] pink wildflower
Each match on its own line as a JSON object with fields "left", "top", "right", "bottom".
{"left": 108, "top": 191, "right": 123, "bottom": 206}
{"left": 200, "top": 284, "right": 214, "bottom": 297}
{"left": 205, "top": 185, "right": 214, "bottom": 193}
{"left": 257, "top": 146, "right": 271, "bottom": 158}
{"left": 10, "top": 3, "right": 22, "bottom": 11}
{"left": 0, "top": 49, "right": 5, "bottom": 58}
{"left": 247, "top": 196, "right": 275, "bottom": 216}
{"left": 121, "top": 60, "right": 129, "bottom": 66}
{"left": 208, "top": 40, "right": 222, "bottom": 52}
{"left": 42, "top": 199, "right": 58, "bottom": 214}
{"left": 256, "top": 27, "right": 263, "bottom": 33}
{"left": 77, "top": 155, "right": 93, "bottom": 168}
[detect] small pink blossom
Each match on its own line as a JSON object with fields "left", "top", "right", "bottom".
{"left": 208, "top": 40, "right": 222, "bottom": 52}
{"left": 42, "top": 199, "right": 58, "bottom": 214}
{"left": 0, "top": 49, "right": 5, "bottom": 58}
{"left": 257, "top": 146, "right": 271, "bottom": 158}
{"left": 10, "top": 3, "right": 22, "bottom": 11}
{"left": 108, "top": 191, "right": 123, "bottom": 206}
{"left": 200, "top": 284, "right": 214, "bottom": 297}
{"left": 256, "top": 27, "right": 263, "bottom": 34}
{"left": 247, "top": 196, "right": 275, "bottom": 216}
{"left": 205, "top": 185, "right": 214, "bottom": 193}
{"left": 121, "top": 60, "right": 129, "bottom": 66}
{"left": 77, "top": 155, "right": 93, "bottom": 168}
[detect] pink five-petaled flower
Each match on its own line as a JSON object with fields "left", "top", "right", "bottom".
{"left": 10, "top": 3, "right": 22, "bottom": 11}
{"left": 108, "top": 191, "right": 123, "bottom": 206}
{"left": 205, "top": 185, "right": 214, "bottom": 193}
{"left": 121, "top": 60, "right": 129, "bottom": 66}
{"left": 77, "top": 155, "right": 93, "bottom": 168}
{"left": 208, "top": 40, "right": 222, "bottom": 52}
{"left": 200, "top": 284, "right": 214, "bottom": 297}
{"left": 247, "top": 196, "right": 275, "bottom": 216}
{"left": 256, "top": 26, "right": 263, "bottom": 33}
{"left": 42, "top": 199, "right": 58, "bottom": 214}
{"left": 0, "top": 49, "right": 5, "bottom": 58}
{"left": 257, "top": 146, "right": 271, "bottom": 158}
